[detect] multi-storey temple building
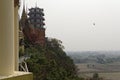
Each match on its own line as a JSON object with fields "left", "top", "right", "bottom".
{"left": 20, "top": 6, "right": 46, "bottom": 47}
{"left": 28, "top": 8, "right": 45, "bottom": 28}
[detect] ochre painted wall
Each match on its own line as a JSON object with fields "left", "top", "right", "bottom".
{"left": 0, "top": 0, "right": 14, "bottom": 75}
{"left": 1, "top": 73, "right": 33, "bottom": 80}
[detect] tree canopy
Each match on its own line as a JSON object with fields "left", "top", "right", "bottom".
{"left": 20, "top": 38, "right": 82, "bottom": 80}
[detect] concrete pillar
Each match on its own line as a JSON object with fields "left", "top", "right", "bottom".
{"left": 14, "top": 6, "right": 19, "bottom": 71}
{"left": 0, "top": 0, "right": 14, "bottom": 75}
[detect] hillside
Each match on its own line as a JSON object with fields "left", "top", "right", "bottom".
{"left": 20, "top": 38, "right": 81, "bottom": 80}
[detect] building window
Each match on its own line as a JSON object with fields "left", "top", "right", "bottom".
{"left": 31, "top": 14, "right": 34, "bottom": 17}
{"left": 36, "top": 19, "right": 40, "bottom": 22}
{"left": 19, "top": 39, "right": 24, "bottom": 45}
{"left": 31, "top": 9, "right": 34, "bottom": 12}
{"left": 36, "top": 14, "right": 40, "bottom": 17}
{"left": 34, "top": 24, "right": 36, "bottom": 27}
{"left": 36, "top": 9, "right": 39, "bottom": 12}
{"left": 36, "top": 24, "right": 40, "bottom": 27}
{"left": 31, "top": 19, "right": 34, "bottom": 23}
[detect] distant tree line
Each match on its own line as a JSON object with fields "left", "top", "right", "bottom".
{"left": 68, "top": 53, "right": 120, "bottom": 64}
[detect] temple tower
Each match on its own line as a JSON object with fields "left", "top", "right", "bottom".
{"left": 28, "top": 7, "right": 45, "bottom": 28}
{"left": 28, "top": 7, "right": 46, "bottom": 46}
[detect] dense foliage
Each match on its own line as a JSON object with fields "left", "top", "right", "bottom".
{"left": 23, "top": 38, "right": 81, "bottom": 80}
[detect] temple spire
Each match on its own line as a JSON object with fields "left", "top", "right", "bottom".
{"left": 22, "top": 0, "right": 27, "bottom": 19}
{"left": 20, "top": 0, "right": 27, "bottom": 28}
{"left": 35, "top": 0, "right": 38, "bottom": 7}
{"left": 26, "top": 3, "right": 28, "bottom": 14}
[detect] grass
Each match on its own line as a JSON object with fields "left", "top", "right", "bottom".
{"left": 76, "top": 63, "right": 120, "bottom": 80}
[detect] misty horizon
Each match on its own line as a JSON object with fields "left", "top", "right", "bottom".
{"left": 19, "top": 0, "right": 120, "bottom": 51}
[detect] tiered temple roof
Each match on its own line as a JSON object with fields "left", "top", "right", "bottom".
{"left": 28, "top": 7, "right": 45, "bottom": 28}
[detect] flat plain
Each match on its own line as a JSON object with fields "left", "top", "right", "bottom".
{"left": 76, "top": 62, "right": 120, "bottom": 80}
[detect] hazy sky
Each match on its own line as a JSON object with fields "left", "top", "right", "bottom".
{"left": 20, "top": 0, "right": 120, "bottom": 51}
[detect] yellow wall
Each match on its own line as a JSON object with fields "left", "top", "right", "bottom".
{"left": 14, "top": 5, "right": 19, "bottom": 71}
{"left": 0, "top": 0, "right": 14, "bottom": 75}
{"left": 1, "top": 73, "right": 33, "bottom": 80}
{"left": 0, "top": 0, "right": 33, "bottom": 79}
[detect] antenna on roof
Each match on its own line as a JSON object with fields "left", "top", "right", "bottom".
{"left": 26, "top": 3, "right": 28, "bottom": 13}
{"left": 23, "top": 0, "right": 25, "bottom": 10}
{"left": 35, "top": 0, "right": 37, "bottom": 7}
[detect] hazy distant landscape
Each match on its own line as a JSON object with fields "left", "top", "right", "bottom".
{"left": 67, "top": 51, "right": 120, "bottom": 80}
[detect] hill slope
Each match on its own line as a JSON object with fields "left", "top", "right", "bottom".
{"left": 22, "top": 38, "right": 81, "bottom": 80}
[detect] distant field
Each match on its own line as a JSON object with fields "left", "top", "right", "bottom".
{"left": 79, "top": 72, "right": 120, "bottom": 80}
{"left": 76, "top": 63, "right": 120, "bottom": 80}
{"left": 76, "top": 62, "right": 120, "bottom": 73}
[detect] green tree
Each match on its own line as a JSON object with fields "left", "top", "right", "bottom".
{"left": 22, "top": 38, "right": 84, "bottom": 80}
{"left": 91, "top": 73, "right": 103, "bottom": 80}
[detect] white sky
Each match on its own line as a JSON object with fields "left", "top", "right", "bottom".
{"left": 20, "top": 0, "right": 120, "bottom": 51}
